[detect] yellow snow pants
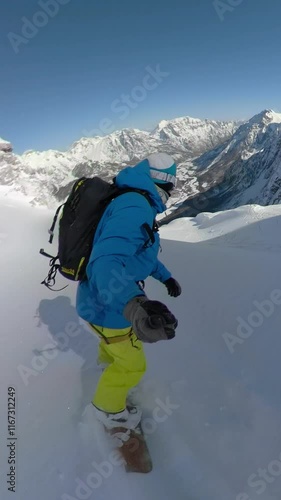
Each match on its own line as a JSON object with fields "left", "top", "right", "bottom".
{"left": 89, "top": 324, "right": 146, "bottom": 413}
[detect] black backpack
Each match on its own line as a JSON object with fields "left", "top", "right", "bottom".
{"left": 40, "top": 176, "right": 158, "bottom": 291}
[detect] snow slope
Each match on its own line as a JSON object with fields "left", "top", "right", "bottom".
{"left": 1, "top": 199, "right": 281, "bottom": 500}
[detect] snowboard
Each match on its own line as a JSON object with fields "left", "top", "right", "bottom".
{"left": 107, "top": 422, "right": 153, "bottom": 473}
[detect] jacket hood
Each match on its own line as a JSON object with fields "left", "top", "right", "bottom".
{"left": 115, "top": 160, "right": 167, "bottom": 214}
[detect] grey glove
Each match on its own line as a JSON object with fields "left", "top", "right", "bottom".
{"left": 124, "top": 296, "right": 178, "bottom": 343}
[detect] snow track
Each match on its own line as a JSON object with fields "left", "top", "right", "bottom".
{"left": 1, "top": 199, "right": 281, "bottom": 499}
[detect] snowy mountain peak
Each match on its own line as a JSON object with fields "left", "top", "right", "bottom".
{"left": 249, "top": 109, "right": 281, "bottom": 126}
{"left": 263, "top": 109, "right": 281, "bottom": 123}
{"left": 157, "top": 119, "right": 170, "bottom": 130}
{"left": 153, "top": 115, "right": 206, "bottom": 134}
{"left": 0, "top": 137, "right": 12, "bottom": 152}
{"left": 152, "top": 115, "right": 238, "bottom": 157}
{"left": 154, "top": 116, "right": 203, "bottom": 131}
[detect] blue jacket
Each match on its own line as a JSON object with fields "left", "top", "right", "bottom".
{"left": 76, "top": 160, "right": 172, "bottom": 328}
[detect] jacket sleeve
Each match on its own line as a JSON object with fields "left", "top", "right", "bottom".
{"left": 86, "top": 193, "right": 153, "bottom": 314}
{"left": 150, "top": 258, "right": 171, "bottom": 283}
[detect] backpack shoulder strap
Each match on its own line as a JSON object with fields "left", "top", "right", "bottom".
{"left": 111, "top": 186, "right": 152, "bottom": 206}
{"left": 109, "top": 183, "right": 158, "bottom": 248}
{"left": 142, "top": 220, "right": 159, "bottom": 248}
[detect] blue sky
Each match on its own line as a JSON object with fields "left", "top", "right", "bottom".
{"left": 1, "top": 0, "right": 281, "bottom": 153}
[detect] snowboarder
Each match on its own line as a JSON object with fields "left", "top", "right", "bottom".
{"left": 76, "top": 152, "right": 181, "bottom": 431}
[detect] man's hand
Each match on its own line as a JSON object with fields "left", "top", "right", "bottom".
{"left": 164, "top": 277, "right": 182, "bottom": 297}
{"left": 124, "top": 297, "right": 178, "bottom": 343}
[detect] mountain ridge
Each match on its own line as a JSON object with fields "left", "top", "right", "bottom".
{"left": 160, "top": 109, "right": 281, "bottom": 223}
{"left": 0, "top": 114, "right": 238, "bottom": 206}
{"left": 1, "top": 109, "right": 281, "bottom": 213}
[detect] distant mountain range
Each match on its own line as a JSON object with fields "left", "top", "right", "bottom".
{"left": 0, "top": 116, "right": 237, "bottom": 206}
{"left": 1, "top": 110, "right": 281, "bottom": 219}
{"left": 162, "top": 109, "right": 281, "bottom": 223}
